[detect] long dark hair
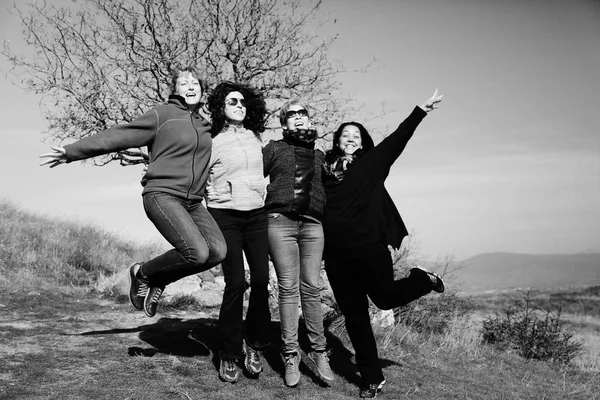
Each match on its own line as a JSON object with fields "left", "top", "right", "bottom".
{"left": 324, "top": 121, "right": 375, "bottom": 163}
{"left": 207, "top": 81, "right": 266, "bottom": 137}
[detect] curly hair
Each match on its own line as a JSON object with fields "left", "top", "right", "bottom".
{"left": 207, "top": 81, "right": 267, "bottom": 137}
{"left": 169, "top": 66, "right": 203, "bottom": 96}
{"left": 324, "top": 121, "right": 375, "bottom": 163}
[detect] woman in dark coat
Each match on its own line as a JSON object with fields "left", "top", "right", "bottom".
{"left": 322, "top": 90, "right": 445, "bottom": 399}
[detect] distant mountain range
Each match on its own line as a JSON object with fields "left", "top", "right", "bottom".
{"left": 441, "top": 252, "right": 600, "bottom": 294}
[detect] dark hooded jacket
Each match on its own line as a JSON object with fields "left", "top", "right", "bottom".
{"left": 322, "top": 106, "right": 427, "bottom": 250}
{"left": 64, "top": 96, "right": 212, "bottom": 200}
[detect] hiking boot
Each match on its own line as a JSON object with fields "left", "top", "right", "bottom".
{"left": 282, "top": 351, "right": 301, "bottom": 387}
{"left": 308, "top": 350, "right": 334, "bottom": 383}
{"left": 243, "top": 341, "right": 263, "bottom": 375}
{"left": 144, "top": 286, "right": 164, "bottom": 317}
{"left": 359, "top": 379, "right": 386, "bottom": 398}
{"left": 411, "top": 266, "right": 445, "bottom": 293}
{"left": 128, "top": 263, "right": 148, "bottom": 311}
{"left": 219, "top": 359, "right": 239, "bottom": 383}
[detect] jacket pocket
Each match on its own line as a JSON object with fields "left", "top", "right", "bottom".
{"left": 229, "top": 177, "right": 266, "bottom": 205}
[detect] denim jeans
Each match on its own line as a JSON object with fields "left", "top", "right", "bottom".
{"left": 208, "top": 207, "right": 271, "bottom": 360}
{"left": 268, "top": 212, "right": 326, "bottom": 354}
{"left": 140, "top": 192, "right": 227, "bottom": 287}
{"left": 324, "top": 241, "right": 432, "bottom": 385}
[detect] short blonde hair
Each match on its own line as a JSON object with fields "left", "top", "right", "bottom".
{"left": 279, "top": 99, "right": 309, "bottom": 127}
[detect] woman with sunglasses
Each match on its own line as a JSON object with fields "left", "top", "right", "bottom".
{"left": 262, "top": 99, "right": 333, "bottom": 387}
{"left": 205, "top": 81, "right": 271, "bottom": 384}
{"left": 321, "top": 90, "right": 445, "bottom": 399}
{"left": 39, "top": 66, "right": 227, "bottom": 318}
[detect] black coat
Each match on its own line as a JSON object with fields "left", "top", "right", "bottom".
{"left": 322, "top": 107, "right": 427, "bottom": 250}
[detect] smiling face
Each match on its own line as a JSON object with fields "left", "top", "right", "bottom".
{"left": 337, "top": 124, "right": 363, "bottom": 155}
{"left": 224, "top": 91, "right": 247, "bottom": 125}
{"left": 175, "top": 72, "right": 202, "bottom": 106}
{"left": 284, "top": 104, "right": 310, "bottom": 131}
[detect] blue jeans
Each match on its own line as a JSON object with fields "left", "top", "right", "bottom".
{"left": 209, "top": 207, "right": 271, "bottom": 360}
{"left": 268, "top": 212, "right": 326, "bottom": 353}
{"left": 141, "top": 192, "right": 227, "bottom": 287}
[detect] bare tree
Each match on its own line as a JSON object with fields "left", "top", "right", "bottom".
{"left": 2, "top": 0, "right": 360, "bottom": 165}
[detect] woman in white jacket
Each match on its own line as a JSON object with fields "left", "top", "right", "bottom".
{"left": 205, "top": 81, "right": 270, "bottom": 384}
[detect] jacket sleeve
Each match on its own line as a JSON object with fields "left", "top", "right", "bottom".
{"left": 64, "top": 108, "right": 159, "bottom": 162}
{"left": 363, "top": 106, "right": 427, "bottom": 179}
{"left": 262, "top": 140, "right": 274, "bottom": 177}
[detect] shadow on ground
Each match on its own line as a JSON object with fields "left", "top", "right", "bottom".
{"left": 79, "top": 314, "right": 402, "bottom": 387}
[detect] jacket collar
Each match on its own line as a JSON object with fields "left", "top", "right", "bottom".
{"left": 168, "top": 95, "right": 202, "bottom": 113}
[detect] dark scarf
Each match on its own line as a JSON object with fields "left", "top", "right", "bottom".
{"left": 323, "top": 149, "right": 365, "bottom": 182}
{"left": 282, "top": 128, "right": 317, "bottom": 149}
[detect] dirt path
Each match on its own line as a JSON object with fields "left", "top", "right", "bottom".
{"left": 0, "top": 287, "right": 360, "bottom": 400}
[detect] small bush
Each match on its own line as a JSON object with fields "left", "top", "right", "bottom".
{"left": 481, "top": 289, "right": 583, "bottom": 365}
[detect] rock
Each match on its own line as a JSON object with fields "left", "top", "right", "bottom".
{"left": 372, "top": 309, "right": 395, "bottom": 328}
{"left": 113, "top": 267, "right": 225, "bottom": 308}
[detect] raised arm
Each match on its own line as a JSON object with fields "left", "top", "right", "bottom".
{"left": 418, "top": 88, "right": 443, "bottom": 113}
{"left": 365, "top": 89, "right": 444, "bottom": 178}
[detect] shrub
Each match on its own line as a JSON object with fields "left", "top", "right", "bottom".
{"left": 481, "top": 289, "right": 583, "bottom": 365}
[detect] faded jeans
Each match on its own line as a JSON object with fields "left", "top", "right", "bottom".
{"left": 140, "top": 192, "right": 227, "bottom": 287}
{"left": 268, "top": 212, "right": 326, "bottom": 353}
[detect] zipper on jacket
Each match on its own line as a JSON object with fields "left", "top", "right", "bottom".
{"left": 186, "top": 111, "right": 200, "bottom": 199}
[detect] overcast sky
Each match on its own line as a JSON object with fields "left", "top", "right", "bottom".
{"left": 1, "top": 0, "right": 599, "bottom": 259}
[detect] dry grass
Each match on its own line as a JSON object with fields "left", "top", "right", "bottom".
{"left": 1, "top": 199, "right": 599, "bottom": 399}
{"left": 0, "top": 199, "right": 163, "bottom": 289}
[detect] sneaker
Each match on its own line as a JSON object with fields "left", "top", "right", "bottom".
{"left": 308, "top": 350, "right": 334, "bottom": 383}
{"left": 219, "top": 359, "right": 239, "bottom": 383}
{"left": 243, "top": 341, "right": 263, "bottom": 375}
{"left": 282, "top": 351, "right": 301, "bottom": 387}
{"left": 411, "top": 266, "right": 445, "bottom": 293}
{"left": 128, "top": 262, "right": 148, "bottom": 311}
{"left": 144, "top": 286, "right": 164, "bottom": 317}
{"left": 359, "top": 379, "right": 386, "bottom": 398}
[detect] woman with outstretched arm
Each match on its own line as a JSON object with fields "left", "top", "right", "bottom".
{"left": 39, "top": 66, "right": 227, "bottom": 318}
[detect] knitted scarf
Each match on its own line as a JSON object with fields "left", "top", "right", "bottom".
{"left": 282, "top": 128, "right": 317, "bottom": 149}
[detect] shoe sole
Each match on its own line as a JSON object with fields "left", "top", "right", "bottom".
{"left": 219, "top": 374, "right": 239, "bottom": 384}
{"left": 128, "top": 263, "right": 144, "bottom": 311}
{"left": 144, "top": 287, "right": 163, "bottom": 318}
{"left": 243, "top": 343, "right": 262, "bottom": 375}
{"left": 285, "top": 376, "right": 300, "bottom": 387}
{"left": 144, "top": 299, "right": 157, "bottom": 317}
{"left": 412, "top": 266, "right": 445, "bottom": 293}
{"left": 308, "top": 354, "right": 334, "bottom": 383}
{"left": 282, "top": 353, "right": 300, "bottom": 387}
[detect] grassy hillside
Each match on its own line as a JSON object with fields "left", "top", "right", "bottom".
{"left": 454, "top": 252, "right": 600, "bottom": 294}
{"left": 0, "top": 199, "right": 162, "bottom": 289}
{"left": 1, "top": 200, "right": 599, "bottom": 399}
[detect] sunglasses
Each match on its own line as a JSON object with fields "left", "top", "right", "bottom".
{"left": 285, "top": 109, "right": 308, "bottom": 119}
{"left": 225, "top": 98, "right": 248, "bottom": 107}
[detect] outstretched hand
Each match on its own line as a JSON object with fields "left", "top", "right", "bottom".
{"left": 39, "top": 145, "right": 67, "bottom": 168}
{"left": 420, "top": 89, "right": 444, "bottom": 113}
